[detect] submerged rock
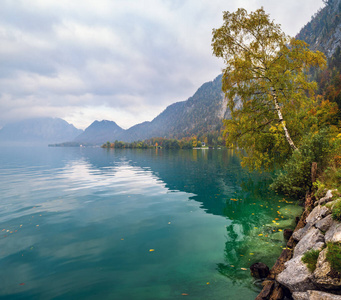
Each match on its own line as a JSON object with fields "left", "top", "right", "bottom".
{"left": 250, "top": 262, "right": 270, "bottom": 279}
{"left": 284, "top": 229, "right": 293, "bottom": 240}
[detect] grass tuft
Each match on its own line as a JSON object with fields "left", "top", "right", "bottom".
{"left": 302, "top": 249, "right": 321, "bottom": 272}
{"left": 326, "top": 242, "right": 341, "bottom": 273}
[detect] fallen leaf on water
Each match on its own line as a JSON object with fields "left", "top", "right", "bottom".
{"left": 19, "top": 283, "right": 25, "bottom": 286}
{"left": 149, "top": 249, "right": 155, "bottom": 252}
{"left": 182, "top": 293, "right": 188, "bottom": 296}
{"left": 206, "top": 282, "right": 210, "bottom": 285}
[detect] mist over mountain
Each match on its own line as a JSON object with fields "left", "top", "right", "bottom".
{"left": 73, "top": 120, "right": 124, "bottom": 144}
{"left": 0, "top": 118, "right": 82, "bottom": 145}
{"left": 118, "top": 74, "right": 227, "bottom": 142}
{"left": 3, "top": 2, "right": 341, "bottom": 147}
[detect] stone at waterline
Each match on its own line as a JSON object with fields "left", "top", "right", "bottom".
{"left": 284, "top": 229, "right": 293, "bottom": 240}
{"left": 250, "top": 262, "right": 270, "bottom": 279}
{"left": 277, "top": 255, "right": 315, "bottom": 292}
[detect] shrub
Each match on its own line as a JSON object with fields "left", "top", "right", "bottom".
{"left": 302, "top": 249, "right": 321, "bottom": 272}
{"left": 332, "top": 200, "right": 341, "bottom": 221}
{"left": 271, "top": 128, "right": 335, "bottom": 198}
{"left": 326, "top": 242, "right": 341, "bottom": 273}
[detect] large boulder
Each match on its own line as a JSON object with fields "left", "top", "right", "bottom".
{"left": 306, "top": 205, "right": 331, "bottom": 224}
{"left": 313, "top": 248, "right": 341, "bottom": 289}
{"left": 293, "top": 290, "right": 341, "bottom": 299}
{"left": 325, "top": 221, "right": 341, "bottom": 243}
{"left": 294, "top": 227, "right": 325, "bottom": 258}
{"left": 315, "top": 214, "right": 334, "bottom": 232}
{"left": 277, "top": 255, "right": 316, "bottom": 292}
{"left": 293, "top": 206, "right": 331, "bottom": 241}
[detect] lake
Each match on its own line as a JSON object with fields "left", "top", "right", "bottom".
{"left": 0, "top": 147, "right": 302, "bottom": 299}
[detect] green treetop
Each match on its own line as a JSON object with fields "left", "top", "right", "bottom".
{"left": 212, "top": 8, "right": 326, "bottom": 170}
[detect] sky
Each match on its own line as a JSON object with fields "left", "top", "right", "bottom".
{"left": 0, "top": 0, "right": 325, "bottom": 130}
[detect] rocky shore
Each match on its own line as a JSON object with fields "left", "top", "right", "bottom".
{"left": 256, "top": 190, "right": 341, "bottom": 300}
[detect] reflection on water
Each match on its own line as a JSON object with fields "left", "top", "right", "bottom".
{"left": 0, "top": 147, "right": 301, "bottom": 299}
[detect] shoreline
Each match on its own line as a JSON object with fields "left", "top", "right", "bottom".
{"left": 255, "top": 191, "right": 341, "bottom": 299}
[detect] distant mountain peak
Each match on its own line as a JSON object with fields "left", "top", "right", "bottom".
{"left": 0, "top": 117, "right": 83, "bottom": 145}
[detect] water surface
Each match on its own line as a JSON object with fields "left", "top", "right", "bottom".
{"left": 0, "top": 147, "right": 301, "bottom": 299}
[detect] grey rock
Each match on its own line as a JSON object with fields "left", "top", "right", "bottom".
{"left": 325, "top": 221, "right": 341, "bottom": 243}
{"left": 293, "top": 290, "right": 341, "bottom": 300}
{"left": 292, "top": 292, "right": 309, "bottom": 300}
{"left": 306, "top": 205, "right": 331, "bottom": 225}
{"left": 294, "top": 227, "right": 325, "bottom": 258}
{"left": 326, "top": 199, "right": 341, "bottom": 211}
{"left": 293, "top": 224, "right": 312, "bottom": 241}
{"left": 313, "top": 248, "right": 341, "bottom": 289}
{"left": 307, "top": 290, "right": 341, "bottom": 299}
{"left": 318, "top": 190, "right": 335, "bottom": 206}
{"left": 315, "top": 214, "right": 334, "bottom": 232}
{"left": 277, "top": 255, "right": 315, "bottom": 292}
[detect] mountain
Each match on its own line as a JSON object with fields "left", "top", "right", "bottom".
{"left": 0, "top": 117, "right": 83, "bottom": 145}
{"left": 297, "top": 0, "right": 341, "bottom": 110}
{"left": 73, "top": 120, "right": 124, "bottom": 144}
{"left": 67, "top": 75, "right": 227, "bottom": 145}
{"left": 296, "top": 0, "right": 341, "bottom": 58}
{"left": 120, "top": 74, "right": 227, "bottom": 142}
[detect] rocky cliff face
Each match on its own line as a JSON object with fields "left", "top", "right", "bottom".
{"left": 296, "top": 0, "right": 341, "bottom": 58}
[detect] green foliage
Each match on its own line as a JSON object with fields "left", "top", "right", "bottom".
{"left": 326, "top": 242, "right": 341, "bottom": 273}
{"left": 302, "top": 249, "right": 321, "bottom": 272}
{"left": 332, "top": 200, "right": 341, "bottom": 221}
{"left": 271, "top": 128, "right": 337, "bottom": 198}
{"left": 212, "top": 7, "right": 326, "bottom": 171}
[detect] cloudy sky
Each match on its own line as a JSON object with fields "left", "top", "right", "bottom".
{"left": 0, "top": 0, "right": 324, "bottom": 130}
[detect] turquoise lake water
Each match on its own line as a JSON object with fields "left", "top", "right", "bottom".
{"left": 0, "top": 147, "right": 302, "bottom": 299}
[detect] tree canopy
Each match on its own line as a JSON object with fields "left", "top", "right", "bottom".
{"left": 212, "top": 8, "right": 326, "bottom": 170}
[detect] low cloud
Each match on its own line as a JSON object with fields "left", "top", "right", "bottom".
{"left": 0, "top": 0, "right": 324, "bottom": 129}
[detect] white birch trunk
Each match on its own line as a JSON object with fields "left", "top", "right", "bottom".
{"left": 272, "top": 91, "right": 298, "bottom": 151}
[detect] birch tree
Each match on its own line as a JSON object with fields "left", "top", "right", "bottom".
{"left": 212, "top": 8, "right": 326, "bottom": 169}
